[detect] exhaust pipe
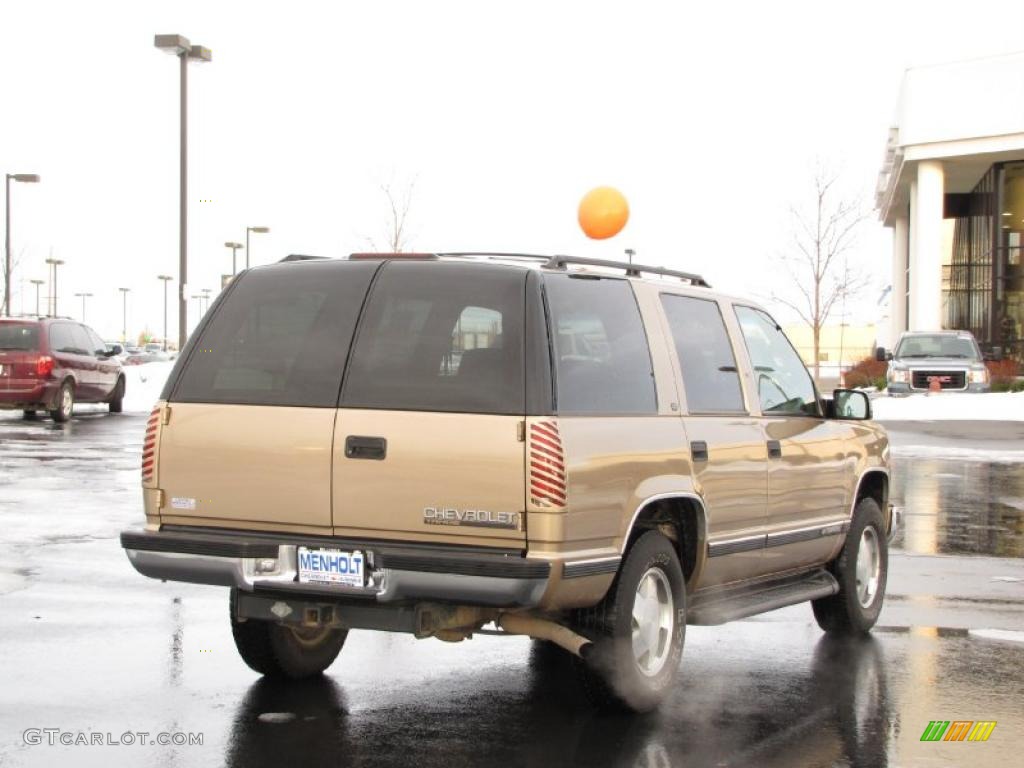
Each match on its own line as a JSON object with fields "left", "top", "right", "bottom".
{"left": 498, "top": 613, "right": 593, "bottom": 659}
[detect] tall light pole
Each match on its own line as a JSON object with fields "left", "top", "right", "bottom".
{"left": 74, "top": 292, "right": 93, "bottom": 323}
{"left": 119, "top": 287, "right": 130, "bottom": 342}
{"left": 201, "top": 287, "right": 212, "bottom": 314}
{"left": 158, "top": 275, "right": 173, "bottom": 351}
{"left": 45, "top": 257, "right": 64, "bottom": 317}
{"left": 224, "top": 241, "right": 243, "bottom": 276}
{"left": 154, "top": 34, "right": 212, "bottom": 352}
{"left": 4, "top": 173, "right": 41, "bottom": 317}
{"left": 245, "top": 226, "right": 269, "bottom": 269}
{"left": 624, "top": 248, "right": 635, "bottom": 265}
{"left": 30, "top": 279, "right": 44, "bottom": 316}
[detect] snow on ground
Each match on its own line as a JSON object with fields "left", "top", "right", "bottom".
{"left": 872, "top": 391, "right": 1024, "bottom": 421}
{"left": 122, "top": 361, "right": 174, "bottom": 413}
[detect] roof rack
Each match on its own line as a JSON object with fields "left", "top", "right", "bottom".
{"left": 279, "top": 254, "right": 329, "bottom": 262}
{"left": 544, "top": 255, "right": 710, "bottom": 288}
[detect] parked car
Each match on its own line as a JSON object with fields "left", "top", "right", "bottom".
{"left": 877, "top": 330, "right": 990, "bottom": 393}
{"left": 121, "top": 253, "right": 895, "bottom": 712}
{"left": 124, "top": 351, "right": 169, "bottom": 365}
{"left": 0, "top": 317, "right": 126, "bottom": 421}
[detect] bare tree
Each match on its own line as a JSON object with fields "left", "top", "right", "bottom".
{"left": 364, "top": 181, "right": 415, "bottom": 253}
{"left": 772, "top": 166, "right": 870, "bottom": 382}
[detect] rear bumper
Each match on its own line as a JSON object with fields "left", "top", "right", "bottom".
{"left": 121, "top": 527, "right": 550, "bottom": 608}
{"left": 0, "top": 380, "right": 59, "bottom": 409}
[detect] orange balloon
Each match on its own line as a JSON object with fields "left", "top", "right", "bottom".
{"left": 578, "top": 186, "right": 629, "bottom": 240}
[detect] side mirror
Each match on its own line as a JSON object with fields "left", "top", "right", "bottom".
{"left": 875, "top": 347, "right": 887, "bottom": 362}
{"left": 832, "top": 389, "right": 872, "bottom": 420}
{"left": 984, "top": 346, "right": 1003, "bottom": 362}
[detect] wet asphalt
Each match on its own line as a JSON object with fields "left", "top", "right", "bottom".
{"left": 0, "top": 405, "right": 1022, "bottom": 767}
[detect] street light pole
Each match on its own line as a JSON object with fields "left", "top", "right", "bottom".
{"left": 201, "top": 287, "right": 212, "bottom": 315}
{"left": 30, "top": 279, "right": 44, "bottom": 316}
{"left": 624, "top": 248, "right": 635, "bottom": 266}
{"left": 157, "top": 275, "right": 173, "bottom": 351}
{"left": 224, "top": 241, "right": 243, "bottom": 275}
{"left": 119, "top": 287, "right": 130, "bottom": 342}
{"left": 245, "top": 226, "right": 270, "bottom": 269}
{"left": 154, "top": 34, "right": 211, "bottom": 352}
{"left": 45, "top": 257, "right": 64, "bottom": 317}
{"left": 4, "top": 173, "right": 41, "bottom": 317}
{"left": 74, "top": 292, "right": 93, "bottom": 323}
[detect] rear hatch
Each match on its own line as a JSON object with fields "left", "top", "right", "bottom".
{"left": 331, "top": 261, "right": 528, "bottom": 546}
{"left": 155, "top": 259, "right": 531, "bottom": 547}
{"left": 0, "top": 322, "right": 43, "bottom": 392}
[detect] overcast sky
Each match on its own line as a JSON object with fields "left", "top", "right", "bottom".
{"left": 3, "top": 0, "right": 1024, "bottom": 342}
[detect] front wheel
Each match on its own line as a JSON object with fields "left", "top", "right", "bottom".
{"left": 108, "top": 377, "right": 125, "bottom": 413}
{"left": 812, "top": 497, "right": 888, "bottom": 634}
{"left": 573, "top": 530, "right": 686, "bottom": 712}
{"left": 229, "top": 589, "right": 347, "bottom": 679}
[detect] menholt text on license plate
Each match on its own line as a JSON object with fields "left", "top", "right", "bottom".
{"left": 297, "top": 548, "right": 365, "bottom": 587}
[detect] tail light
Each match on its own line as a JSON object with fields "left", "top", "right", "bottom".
{"left": 35, "top": 356, "right": 55, "bottom": 377}
{"left": 529, "top": 420, "right": 567, "bottom": 509}
{"left": 142, "top": 408, "right": 160, "bottom": 482}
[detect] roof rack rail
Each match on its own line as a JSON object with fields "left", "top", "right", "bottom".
{"left": 279, "top": 254, "right": 329, "bottom": 262}
{"left": 544, "top": 255, "right": 710, "bottom": 288}
{"left": 435, "top": 252, "right": 551, "bottom": 264}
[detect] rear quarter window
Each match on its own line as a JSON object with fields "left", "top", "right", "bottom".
{"left": 341, "top": 262, "right": 526, "bottom": 414}
{"left": 169, "top": 261, "right": 377, "bottom": 407}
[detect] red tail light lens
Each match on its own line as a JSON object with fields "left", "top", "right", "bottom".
{"left": 529, "top": 420, "right": 567, "bottom": 509}
{"left": 142, "top": 408, "right": 160, "bottom": 482}
{"left": 35, "top": 356, "right": 55, "bottom": 377}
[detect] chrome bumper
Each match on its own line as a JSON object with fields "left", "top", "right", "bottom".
{"left": 121, "top": 529, "right": 549, "bottom": 608}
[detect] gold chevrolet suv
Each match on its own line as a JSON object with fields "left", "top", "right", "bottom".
{"left": 121, "top": 252, "right": 895, "bottom": 711}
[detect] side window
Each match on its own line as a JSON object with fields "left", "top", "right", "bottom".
{"left": 660, "top": 295, "right": 745, "bottom": 413}
{"left": 85, "top": 328, "right": 106, "bottom": 356}
{"left": 734, "top": 306, "right": 819, "bottom": 416}
{"left": 545, "top": 275, "right": 656, "bottom": 414}
{"left": 170, "top": 261, "right": 377, "bottom": 407}
{"left": 342, "top": 262, "right": 525, "bottom": 414}
{"left": 48, "top": 324, "right": 76, "bottom": 353}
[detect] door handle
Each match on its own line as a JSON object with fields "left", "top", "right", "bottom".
{"left": 344, "top": 435, "right": 387, "bottom": 460}
{"left": 767, "top": 440, "right": 782, "bottom": 459}
{"left": 690, "top": 440, "right": 709, "bottom": 463}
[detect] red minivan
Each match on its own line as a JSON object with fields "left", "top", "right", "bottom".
{"left": 0, "top": 318, "right": 125, "bottom": 422}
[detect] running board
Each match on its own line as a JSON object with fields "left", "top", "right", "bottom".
{"left": 687, "top": 569, "right": 839, "bottom": 625}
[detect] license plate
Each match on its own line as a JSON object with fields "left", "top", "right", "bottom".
{"left": 297, "top": 547, "right": 365, "bottom": 587}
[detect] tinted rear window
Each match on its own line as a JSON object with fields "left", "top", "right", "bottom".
{"left": 341, "top": 262, "right": 526, "bottom": 414}
{"left": 170, "top": 261, "right": 377, "bottom": 407}
{"left": 0, "top": 323, "right": 40, "bottom": 351}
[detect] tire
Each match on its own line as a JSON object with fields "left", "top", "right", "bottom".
{"left": 229, "top": 589, "right": 347, "bottom": 679}
{"left": 572, "top": 530, "right": 686, "bottom": 712}
{"left": 49, "top": 381, "right": 74, "bottom": 423}
{"left": 23, "top": 410, "right": 37, "bottom": 420}
{"left": 812, "top": 497, "right": 888, "bottom": 634}
{"left": 108, "top": 377, "right": 125, "bottom": 413}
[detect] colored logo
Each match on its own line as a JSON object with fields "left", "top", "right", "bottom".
{"left": 920, "top": 721, "right": 996, "bottom": 742}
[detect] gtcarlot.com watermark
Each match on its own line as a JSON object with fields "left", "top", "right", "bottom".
{"left": 24, "top": 729, "right": 203, "bottom": 747}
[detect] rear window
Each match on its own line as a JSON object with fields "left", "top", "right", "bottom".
{"left": 544, "top": 275, "right": 657, "bottom": 415}
{"left": 0, "top": 323, "right": 40, "bottom": 351}
{"left": 341, "top": 262, "right": 526, "bottom": 414}
{"left": 170, "top": 261, "right": 377, "bottom": 407}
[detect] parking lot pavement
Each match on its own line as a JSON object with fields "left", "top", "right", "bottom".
{"left": 1, "top": 410, "right": 1022, "bottom": 767}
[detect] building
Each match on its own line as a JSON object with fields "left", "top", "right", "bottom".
{"left": 876, "top": 51, "right": 1024, "bottom": 363}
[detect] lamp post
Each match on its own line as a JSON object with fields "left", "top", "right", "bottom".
{"left": 224, "top": 241, "right": 243, "bottom": 276}
{"left": 624, "top": 248, "right": 635, "bottom": 265}
{"left": 245, "top": 226, "right": 269, "bottom": 269}
{"left": 4, "top": 173, "right": 41, "bottom": 317}
{"left": 157, "top": 275, "right": 173, "bottom": 351}
{"left": 45, "top": 257, "right": 64, "bottom": 317}
{"left": 74, "top": 292, "right": 93, "bottom": 323}
{"left": 154, "top": 34, "right": 212, "bottom": 352}
{"left": 30, "top": 279, "right": 44, "bottom": 316}
{"left": 201, "top": 287, "right": 212, "bottom": 314}
{"left": 119, "top": 287, "right": 130, "bottom": 342}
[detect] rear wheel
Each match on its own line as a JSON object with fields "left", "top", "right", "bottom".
{"left": 812, "top": 497, "right": 888, "bottom": 634}
{"left": 229, "top": 589, "right": 347, "bottom": 679}
{"left": 572, "top": 530, "right": 685, "bottom": 712}
{"left": 108, "top": 376, "right": 125, "bottom": 413}
{"left": 49, "top": 381, "right": 74, "bottom": 423}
